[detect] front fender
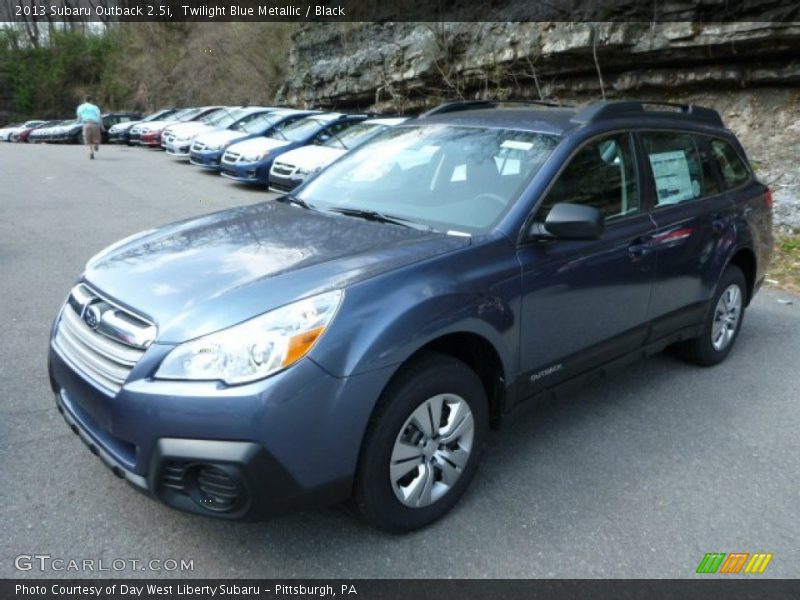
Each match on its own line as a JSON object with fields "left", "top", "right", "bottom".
{"left": 309, "top": 237, "right": 521, "bottom": 382}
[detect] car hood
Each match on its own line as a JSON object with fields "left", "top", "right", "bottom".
{"left": 83, "top": 201, "right": 468, "bottom": 343}
{"left": 228, "top": 136, "right": 290, "bottom": 155}
{"left": 167, "top": 122, "right": 213, "bottom": 138}
{"left": 135, "top": 119, "right": 178, "bottom": 131}
{"left": 196, "top": 129, "right": 245, "bottom": 146}
{"left": 110, "top": 120, "right": 141, "bottom": 132}
{"left": 274, "top": 145, "right": 346, "bottom": 171}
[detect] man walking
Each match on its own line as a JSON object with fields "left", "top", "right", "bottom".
{"left": 76, "top": 95, "right": 102, "bottom": 159}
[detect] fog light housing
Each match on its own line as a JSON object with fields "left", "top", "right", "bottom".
{"left": 190, "top": 464, "right": 244, "bottom": 513}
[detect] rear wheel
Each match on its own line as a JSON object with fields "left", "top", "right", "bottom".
{"left": 675, "top": 265, "right": 747, "bottom": 366}
{"left": 353, "top": 352, "right": 489, "bottom": 533}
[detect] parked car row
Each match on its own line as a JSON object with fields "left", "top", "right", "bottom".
{"left": 1, "top": 112, "right": 142, "bottom": 144}
{"left": 117, "top": 104, "right": 410, "bottom": 193}
{"left": 4, "top": 103, "right": 412, "bottom": 199}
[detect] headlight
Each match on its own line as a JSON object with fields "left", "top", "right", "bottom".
{"left": 155, "top": 290, "right": 343, "bottom": 384}
{"left": 243, "top": 151, "right": 268, "bottom": 162}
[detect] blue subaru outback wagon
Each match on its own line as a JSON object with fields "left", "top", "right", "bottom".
{"left": 49, "top": 100, "right": 773, "bottom": 532}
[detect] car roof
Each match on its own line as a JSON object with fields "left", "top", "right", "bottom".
{"left": 415, "top": 100, "right": 727, "bottom": 136}
{"left": 417, "top": 107, "right": 578, "bottom": 135}
{"left": 309, "top": 112, "right": 368, "bottom": 122}
{"left": 363, "top": 117, "right": 408, "bottom": 126}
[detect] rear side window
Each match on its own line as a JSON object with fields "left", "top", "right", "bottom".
{"left": 641, "top": 132, "right": 720, "bottom": 206}
{"left": 710, "top": 139, "right": 750, "bottom": 189}
{"left": 538, "top": 132, "right": 639, "bottom": 222}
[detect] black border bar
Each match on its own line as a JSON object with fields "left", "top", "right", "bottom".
{"left": 3, "top": 579, "right": 800, "bottom": 600}
{"left": 2, "top": 0, "right": 800, "bottom": 22}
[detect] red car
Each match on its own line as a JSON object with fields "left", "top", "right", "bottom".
{"left": 12, "top": 120, "right": 55, "bottom": 143}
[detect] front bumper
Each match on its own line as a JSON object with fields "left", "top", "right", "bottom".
{"left": 48, "top": 336, "right": 392, "bottom": 520}
{"left": 139, "top": 132, "right": 163, "bottom": 147}
{"left": 108, "top": 131, "right": 130, "bottom": 144}
{"left": 189, "top": 149, "right": 224, "bottom": 170}
{"left": 268, "top": 172, "right": 305, "bottom": 194}
{"left": 165, "top": 140, "right": 192, "bottom": 157}
{"left": 220, "top": 160, "right": 269, "bottom": 184}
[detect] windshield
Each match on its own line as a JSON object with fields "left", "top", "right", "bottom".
{"left": 175, "top": 108, "right": 202, "bottom": 122}
{"left": 297, "top": 125, "right": 560, "bottom": 233}
{"left": 145, "top": 109, "right": 174, "bottom": 122}
{"left": 273, "top": 117, "right": 328, "bottom": 142}
{"left": 321, "top": 122, "right": 382, "bottom": 149}
{"left": 203, "top": 108, "right": 245, "bottom": 128}
{"left": 231, "top": 111, "right": 278, "bottom": 133}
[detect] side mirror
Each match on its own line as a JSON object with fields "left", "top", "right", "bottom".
{"left": 531, "top": 202, "right": 605, "bottom": 240}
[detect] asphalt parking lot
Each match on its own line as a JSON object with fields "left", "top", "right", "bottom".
{"left": 1, "top": 142, "right": 798, "bottom": 579}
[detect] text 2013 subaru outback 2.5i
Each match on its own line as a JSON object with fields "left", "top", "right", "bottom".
{"left": 49, "top": 100, "right": 772, "bottom": 532}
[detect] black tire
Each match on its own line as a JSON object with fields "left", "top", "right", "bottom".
{"left": 353, "top": 351, "right": 489, "bottom": 533}
{"left": 675, "top": 265, "right": 747, "bottom": 366}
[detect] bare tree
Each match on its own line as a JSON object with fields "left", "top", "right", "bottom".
{"left": 591, "top": 24, "right": 606, "bottom": 100}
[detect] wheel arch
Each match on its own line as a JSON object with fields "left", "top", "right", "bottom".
{"left": 726, "top": 246, "right": 757, "bottom": 306}
{"left": 384, "top": 331, "right": 509, "bottom": 429}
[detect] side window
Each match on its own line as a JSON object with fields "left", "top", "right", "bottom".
{"left": 710, "top": 139, "right": 750, "bottom": 189}
{"left": 538, "top": 133, "right": 639, "bottom": 222}
{"left": 642, "top": 132, "right": 720, "bottom": 206}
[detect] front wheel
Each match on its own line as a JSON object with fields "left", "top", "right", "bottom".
{"left": 675, "top": 265, "right": 747, "bottom": 366}
{"left": 353, "top": 352, "right": 489, "bottom": 533}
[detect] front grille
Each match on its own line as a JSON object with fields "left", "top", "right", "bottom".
{"left": 163, "top": 133, "right": 175, "bottom": 143}
{"left": 222, "top": 151, "right": 240, "bottom": 164}
{"left": 269, "top": 181, "right": 295, "bottom": 193}
{"left": 271, "top": 162, "right": 294, "bottom": 176}
{"left": 53, "top": 284, "right": 155, "bottom": 394}
{"left": 192, "top": 141, "right": 206, "bottom": 152}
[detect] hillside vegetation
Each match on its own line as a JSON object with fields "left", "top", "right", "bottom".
{"left": 0, "top": 23, "right": 295, "bottom": 118}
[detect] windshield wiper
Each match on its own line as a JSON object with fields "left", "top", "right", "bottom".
{"left": 277, "top": 194, "right": 314, "bottom": 210}
{"left": 328, "top": 131, "right": 348, "bottom": 150}
{"left": 326, "top": 207, "right": 434, "bottom": 231}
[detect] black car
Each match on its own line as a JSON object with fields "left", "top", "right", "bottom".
{"left": 62, "top": 112, "right": 143, "bottom": 144}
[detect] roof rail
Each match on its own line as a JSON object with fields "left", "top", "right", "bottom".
{"left": 420, "top": 99, "right": 566, "bottom": 117}
{"left": 572, "top": 101, "right": 724, "bottom": 128}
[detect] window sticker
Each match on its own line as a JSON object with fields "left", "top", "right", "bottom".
{"left": 648, "top": 150, "right": 694, "bottom": 204}
{"left": 501, "top": 140, "right": 534, "bottom": 151}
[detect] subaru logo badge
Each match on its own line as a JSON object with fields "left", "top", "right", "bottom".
{"left": 82, "top": 304, "right": 102, "bottom": 330}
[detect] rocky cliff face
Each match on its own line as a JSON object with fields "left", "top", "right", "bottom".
{"left": 279, "top": 22, "right": 800, "bottom": 228}
{"left": 280, "top": 22, "right": 800, "bottom": 110}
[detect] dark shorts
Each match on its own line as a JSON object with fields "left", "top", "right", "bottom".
{"left": 83, "top": 123, "right": 101, "bottom": 145}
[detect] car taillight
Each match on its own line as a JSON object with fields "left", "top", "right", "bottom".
{"left": 764, "top": 188, "right": 773, "bottom": 209}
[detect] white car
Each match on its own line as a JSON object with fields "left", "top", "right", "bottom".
{"left": 162, "top": 107, "right": 253, "bottom": 158}
{"left": 267, "top": 117, "right": 408, "bottom": 193}
{"left": 189, "top": 109, "right": 311, "bottom": 170}
{"left": 129, "top": 107, "right": 220, "bottom": 147}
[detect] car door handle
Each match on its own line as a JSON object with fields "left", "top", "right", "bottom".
{"left": 711, "top": 214, "right": 728, "bottom": 233}
{"left": 628, "top": 238, "right": 652, "bottom": 259}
